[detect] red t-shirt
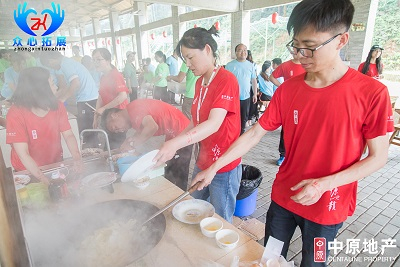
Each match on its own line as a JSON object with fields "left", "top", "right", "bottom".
{"left": 99, "top": 68, "right": 129, "bottom": 109}
{"left": 127, "top": 99, "right": 189, "bottom": 141}
{"left": 357, "top": 62, "right": 382, "bottom": 79}
{"left": 259, "top": 68, "right": 394, "bottom": 225}
{"left": 191, "top": 67, "right": 241, "bottom": 173}
{"left": 272, "top": 60, "right": 305, "bottom": 81}
{"left": 6, "top": 102, "right": 71, "bottom": 171}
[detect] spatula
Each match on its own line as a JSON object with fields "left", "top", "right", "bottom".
{"left": 141, "top": 181, "right": 201, "bottom": 226}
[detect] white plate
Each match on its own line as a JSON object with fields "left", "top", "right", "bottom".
{"left": 121, "top": 150, "right": 159, "bottom": 183}
{"left": 14, "top": 174, "right": 30, "bottom": 185}
{"left": 172, "top": 199, "right": 215, "bottom": 224}
{"left": 81, "top": 172, "right": 116, "bottom": 188}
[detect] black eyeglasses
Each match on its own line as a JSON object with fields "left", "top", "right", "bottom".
{"left": 286, "top": 33, "right": 343, "bottom": 58}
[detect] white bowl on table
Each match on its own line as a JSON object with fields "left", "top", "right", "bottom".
{"left": 215, "top": 229, "right": 239, "bottom": 250}
{"left": 200, "top": 217, "right": 223, "bottom": 238}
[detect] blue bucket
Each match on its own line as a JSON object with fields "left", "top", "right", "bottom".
{"left": 117, "top": 156, "right": 140, "bottom": 175}
{"left": 234, "top": 188, "right": 258, "bottom": 217}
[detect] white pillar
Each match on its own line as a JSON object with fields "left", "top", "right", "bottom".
{"left": 134, "top": 2, "right": 148, "bottom": 61}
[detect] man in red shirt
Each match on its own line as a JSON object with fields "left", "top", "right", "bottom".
{"left": 102, "top": 99, "right": 191, "bottom": 190}
{"left": 269, "top": 54, "right": 305, "bottom": 166}
{"left": 192, "top": 0, "right": 393, "bottom": 266}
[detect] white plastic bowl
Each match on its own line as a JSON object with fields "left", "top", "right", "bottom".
{"left": 215, "top": 229, "right": 239, "bottom": 249}
{"left": 200, "top": 217, "right": 223, "bottom": 238}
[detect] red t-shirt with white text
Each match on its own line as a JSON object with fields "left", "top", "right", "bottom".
{"left": 99, "top": 68, "right": 129, "bottom": 109}
{"left": 357, "top": 62, "right": 382, "bottom": 79}
{"left": 127, "top": 99, "right": 189, "bottom": 141}
{"left": 259, "top": 68, "right": 393, "bottom": 225}
{"left": 6, "top": 102, "right": 71, "bottom": 171}
{"left": 191, "top": 67, "right": 241, "bottom": 173}
{"left": 272, "top": 60, "right": 305, "bottom": 81}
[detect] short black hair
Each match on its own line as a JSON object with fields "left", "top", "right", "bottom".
{"left": 272, "top": 58, "right": 282, "bottom": 65}
{"left": 101, "top": 108, "right": 121, "bottom": 130}
{"left": 155, "top": 51, "right": 166, "bottom": 62}
{"left": 234, "top": 43, "right": 246, "bottom": 52}
{"left": 12, "top": 67, "right": 59, "bottom": 110}
{"left": 287, "top": 0, "right": 354, "bottom": 36}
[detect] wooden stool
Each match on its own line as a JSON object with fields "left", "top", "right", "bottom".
{"left": 389, "top": 124, "right": 400, "bottom": 146}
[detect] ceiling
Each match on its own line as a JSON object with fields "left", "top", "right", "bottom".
{"left": 0, "top": 0, "right": 240, "bottom": 43}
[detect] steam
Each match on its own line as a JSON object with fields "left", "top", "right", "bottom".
{"left": 22, "top": 199, "right": 166, "bottom": 267}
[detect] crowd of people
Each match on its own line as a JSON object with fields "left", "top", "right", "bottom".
{"left": 0, "top": 0, "right": 394, "bottom": 265}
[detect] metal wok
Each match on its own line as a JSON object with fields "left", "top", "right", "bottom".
{"left": 24, "top": 199, "right": 166, "bottom": 267}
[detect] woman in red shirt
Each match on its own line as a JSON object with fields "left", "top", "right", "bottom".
{"left": 92, "top": 48, "right": 129, "bottom": 148}
{"left": 92, "top": 48, "right": 129, "bottom": 127}
{"left": 154, "top": 26, "right": 242, "bottom": 223}
{"left": 358, "top": 45, "right": 384, "bottom": 79}
{"left": 6, "top": 67, "right": 81, "bottom": 184}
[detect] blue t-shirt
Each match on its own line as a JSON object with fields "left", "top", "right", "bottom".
{"left": 258, "top": 72, "right": 274, "bottom": 97}
{"left": 166, "top": 56, "right": 179, "bottom": 76}
{"left": 56, "top": 57, "right": 98, "bottom": 102}
{"left": 225, "top": 60, "right": 256, "bottom": 100}
{"left": 1, "top": 67, "right": 19, "bottom": 99}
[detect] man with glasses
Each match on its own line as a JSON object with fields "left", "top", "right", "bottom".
{"left": 191, "top": 0, "right": 393, "bottom": 265}
{"left": 225, "top": 44, "right": 258, "bottom": 135}
{"left": 269, "top": 53, "right": 305, "bottom": 166}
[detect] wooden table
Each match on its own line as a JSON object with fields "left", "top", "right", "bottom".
{"left": 22, "top": 176, "right": 265, "bottom": 266}
{"left": 391, "top": 96, "right": 400, "bottom": 124}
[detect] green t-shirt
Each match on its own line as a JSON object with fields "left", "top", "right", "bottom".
{"left": 154, "top": 62, "right": 169, "bottom": 87}
{"left": 180, "top": 62, "right": 199, "bottom": 98}
{"left": 143, "top": 71, "right": 154, "bottom": 83}
{"left": 0, "top": 59, "right": 10, "bottom": 91}
{"left": 0, "top": 58, "right": 10, "bottom": 72}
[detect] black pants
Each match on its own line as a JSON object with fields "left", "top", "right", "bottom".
{"left": 167, "top": 90, "right": 175, "bottom": 104}
{"left": 164, "top": 144, "right": 193, "bottom": 191}
{"left": 77, "top": 100, "right": 98, "bottom": 148}
{"left": 279, "top": 129, "right": 285, "bottom": 157}
{"left": 129, "top": 87, "right": 138, "bottom": 101}
{"left": 154, "top": 86, "right": 169, "bottom": 103}
{"left": 248, "top": 89, "right": 258, "bottom": 121}
{"left": 240, "top": 98, "right": 251, "bottom": 135}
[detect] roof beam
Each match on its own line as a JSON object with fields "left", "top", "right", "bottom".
{"left": 243, "top": 0, "right": 299, "bottom": 11}
{"left": 139, "top": 0, "right": 239, "bottom": 12}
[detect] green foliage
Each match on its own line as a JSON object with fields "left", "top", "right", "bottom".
{"left": 249, "top": 3, "right": 298, "bottom": 67}
{"left": 373, "top": 0, "right": 400, "bottom": 71}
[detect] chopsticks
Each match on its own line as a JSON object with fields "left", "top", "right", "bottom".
{"left": 85, "top": 102, "right": 96, "bottom": 111}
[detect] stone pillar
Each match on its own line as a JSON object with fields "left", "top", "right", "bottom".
{"left": 109, "top": 11, "right": 120, "bottom": 65}
{"left": 171, "top": 6, "right": 180, "bottom": 49}
{"left": 92, "top": 18, "right": 100, "bottom": 48}
{"left": 230, "top": 1, "right": 250, "bottom": 59}
{"left": 134, "top": 2, "right": 148, "bottom": 61}
{"left": 347, "top": 0, "right": 378, "bottom": 69}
